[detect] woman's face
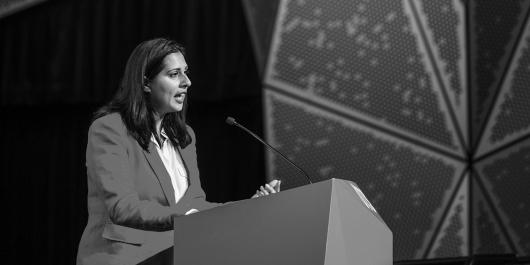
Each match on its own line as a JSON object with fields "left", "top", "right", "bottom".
{"left": 145, "top": 52, "right": 191, "bottom": 116}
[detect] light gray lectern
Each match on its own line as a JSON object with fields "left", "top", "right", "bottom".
{"left": 173, "top": 178, "right": 392, "bottom": 265}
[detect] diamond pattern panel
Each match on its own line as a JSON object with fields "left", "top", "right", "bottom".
{"left": 265, "top": 90, "right": 464, "bottom": 260}
{"left": 265, "top": 0, "right": 462, "bottom": 155}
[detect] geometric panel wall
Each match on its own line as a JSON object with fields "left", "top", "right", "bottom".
{"left": 265, "top": 91, "right": 465, "bottom": 260}
{"left": 261, "top": 0, "right": 530, "bottom": 261}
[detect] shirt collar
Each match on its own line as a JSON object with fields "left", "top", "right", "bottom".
{"left": 151, "top": 128, "right": 169, "bottom": 148}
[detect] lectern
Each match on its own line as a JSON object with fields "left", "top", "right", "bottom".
{"left": 172, "top": 178, "right": 392, "bottom": 265}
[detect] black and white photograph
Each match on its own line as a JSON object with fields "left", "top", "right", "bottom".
{"left": 1, "top": 0, "right": 530, "bottom": 264}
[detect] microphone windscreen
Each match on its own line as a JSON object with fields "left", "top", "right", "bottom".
{"left": 225, "top": 117, "right": 236, "bottom": 125}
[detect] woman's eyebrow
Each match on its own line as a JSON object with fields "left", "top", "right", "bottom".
{"left": 168, "top": 66, "right": 188, "bottom": 72}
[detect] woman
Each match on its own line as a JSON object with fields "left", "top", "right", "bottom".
{"left": 77, "top": 38, "right": 280, "bottom": 265}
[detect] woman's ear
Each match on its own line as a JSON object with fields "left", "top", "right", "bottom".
{"left": 143, "top": 76, "right": 151, "bottom": 92}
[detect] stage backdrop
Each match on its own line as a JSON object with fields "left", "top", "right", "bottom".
{"left": 247, "top": 0, "right": 530, "bottom": 261}
{"left": 0, "top": 0, "right": 264, "bottom": 264}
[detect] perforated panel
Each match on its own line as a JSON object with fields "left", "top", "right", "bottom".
{"left": 265, "top": 90, "right": 464, "bottom": 260}
{"left": 471, "top": 172, "right": 514, "bottom": 255}
{"left": 428, "top": 175, "right": 469, "bottom": 259}
{"left": 266, "top": 0, "right": 462, "bottom": 155}
{"left": 415, "top": 0, "right": 467, "bottom": 144}
{"left": 475, "top": 140, "right": 530, "bottom": 255}
{"left": 477, "top": 18, "right": 530, "bottom": 157}
{"left": 469, "top": 0, "right": 530, "bottom": 146}
{"left": 491, "top": 42, "right": 530, "bottom": 141}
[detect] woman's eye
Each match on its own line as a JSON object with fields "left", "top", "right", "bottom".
{"left": 169, "top": 69, "right": 188, "bottom": 78}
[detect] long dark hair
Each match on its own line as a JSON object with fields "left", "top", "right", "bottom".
{"left": 94, "top": 38, "right": 191, "bottom": 150}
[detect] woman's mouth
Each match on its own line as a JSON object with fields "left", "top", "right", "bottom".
{"left": 174, "top": 92, "right": 186, "bottom": 103}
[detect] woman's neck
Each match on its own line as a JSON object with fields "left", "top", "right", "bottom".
{"left": 153, "top": 112, "right": 164, "bottom": 137}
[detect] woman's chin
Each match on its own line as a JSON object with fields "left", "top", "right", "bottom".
{"left": 170, "top": 105, "right": 183, "bottom": 112}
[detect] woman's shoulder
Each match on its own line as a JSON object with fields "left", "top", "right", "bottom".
{"left": 89, "top": 112, "right": 127, "bottom": 134}
{"left": 185, "top": 124, "right": 195, "bottom": 136}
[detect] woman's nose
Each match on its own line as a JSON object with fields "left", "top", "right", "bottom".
{"left": 182, "top": 74, "right": 191, "bottom": 88}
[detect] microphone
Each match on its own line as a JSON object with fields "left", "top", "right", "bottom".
{"left": 225, "top": 116, "right": 313, "bottom": 184}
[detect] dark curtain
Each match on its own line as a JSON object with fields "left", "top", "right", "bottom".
{"left": 0, "top": 0, "right": 264, "bottom": 264}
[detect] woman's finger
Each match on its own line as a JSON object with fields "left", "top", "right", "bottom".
{"left": 252, "top": 189, "right": 263, "bottom": 198}
{"left": 260, "top": 186, "right": 269, "bottom": 195}
{"left": 265, "top": 183, "right": 276, "bottom": 193}
{"left": 269, "top": 179, "right": 279, "bottom": 187}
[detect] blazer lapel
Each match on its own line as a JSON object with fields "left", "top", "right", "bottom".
{"left": 176, "top": 146, "right": 191, "bottom": 187}
{"left": 142, "top": 142, "right": 176, "bottom": 206}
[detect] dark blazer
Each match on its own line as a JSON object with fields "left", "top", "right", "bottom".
{"left": 77, "top": 113, "right": 219, "bottom": 265}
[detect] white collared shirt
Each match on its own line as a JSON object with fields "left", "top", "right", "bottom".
{"left": 151, "top": 130, "right": 188, "bottom": 203}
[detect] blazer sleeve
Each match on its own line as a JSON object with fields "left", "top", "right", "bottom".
{"left": 87, "top": 116, "right": 177, "bottom": 230}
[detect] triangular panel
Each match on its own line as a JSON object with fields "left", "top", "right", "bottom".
{"left": 413, "top": 0, "right": 468, "bottom": 148}
{"left": 471, "top": 173, "right": 514, "bottom": 255}
{"left": 264, "top": 90, "right": 465, "bottom": 260}
{"left": 427, "top": 174, "right": 469, "bottom": 259}
{"left": 476, "top": 17, "right": 530, "bottom": 158}
{"left": 265, "top": 0, "right": 464, "bottom": 156}
{"left": 469, "top": 0, "right": 530, "bottom": 148}
{"left": 475, "top": 139, "right": 530, "bottom": 255}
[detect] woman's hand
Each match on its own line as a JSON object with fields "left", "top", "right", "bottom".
{"left": 185, "top": 208, "right": 199, "bottom": 215}
{"left": 252, "top": 179, "right": 281, "bottom": 198}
